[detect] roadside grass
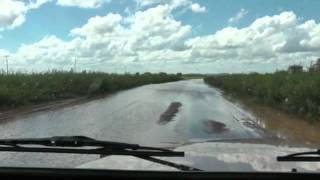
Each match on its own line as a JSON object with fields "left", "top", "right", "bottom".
{"left": 0, "top": 71, "right": 182, "bottom": 109}
{"left": 204, "top": 71, "right": 320, "bottom": 121}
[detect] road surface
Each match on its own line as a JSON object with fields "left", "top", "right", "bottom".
{"left": 0, "top": 79, "right": 270, "bottom": 167}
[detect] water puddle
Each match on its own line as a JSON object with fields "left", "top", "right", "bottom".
{"left": 158, "top": 102, "right": 182, "bottom": 125}
{"left": 201, "top": 119, "right": 229, "bottom": 134}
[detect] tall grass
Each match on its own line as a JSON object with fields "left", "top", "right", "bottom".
{"left": 0, "top": 71, "right": 181, "bottom": 109}
{"left": 204, "top": 72, "right": 320, "bottom": 120}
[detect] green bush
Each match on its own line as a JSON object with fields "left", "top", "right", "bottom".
{"left": 0, "top": 72, "right": 181, "bottom": 109}
{"left": 204, "top": 72, "right": 320, "bottom": 120}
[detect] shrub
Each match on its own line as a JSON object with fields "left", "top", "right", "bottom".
{"left": 204, "top": 72, "right": 320, "bottom": 120}
{"left": 0, "top": 72, "right": 181, "bottom": 109}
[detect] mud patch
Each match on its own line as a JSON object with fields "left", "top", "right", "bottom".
{"left": 202, "top": 119, "right": 229, "bottom": 134}
{"left": 0, "top": 93, "right": 116, "bottom": 122}
{"left": 232, "top": 115, "right": 275, "bottom": 138}
{"left": 158, "top": 102, "right": 182, "bottom": 125}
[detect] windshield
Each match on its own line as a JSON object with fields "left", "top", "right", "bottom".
{"left": 1, "top": 0, "right": 320, "bottom": 172}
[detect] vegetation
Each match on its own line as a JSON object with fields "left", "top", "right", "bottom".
{"left": 288, "top": 65, "right": 303, "bottom": 74}
{"left": 182, "top": 73, "right": 209, "bottom": 80}
{"left": 0, "top": 71, "right": 182, "bottom": 109}
{"left": 309, "top": 58, "right": 320, "bottom": 72}
{"left": 204, "top": 63, "right": 320, "bottom": 121}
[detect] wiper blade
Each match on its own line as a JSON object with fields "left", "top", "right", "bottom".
{"left": 277, "top": 149, "right": 320, "bottom": 162}
{"left": 0, "top": 136, "right": 201, "bottom": 171}
{"left": 0, "top": 135, "right": 181, "bottom": 157}
{"left": 0, "top": 136, "right": 163, "bottom": 150}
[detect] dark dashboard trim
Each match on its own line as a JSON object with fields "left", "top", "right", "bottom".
{"left": 0, "top": 167, "right": 319, "bottom": 180}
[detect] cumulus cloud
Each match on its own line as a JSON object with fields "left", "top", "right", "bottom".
{"left": 187, "top": 11, "right": 320, "bottom": 71}
{"left": 228, "top": 8, "right": 248, "bottom": 24}
{"left": 56, "top": 0, "right": 111, "bottom": 8}
{"left": 135, "top": 0, "right": 207, "bottom": 14}
{"left": 70, "top": 3, "right": 192, "bottom": 53}
{"left": 190, "top": 3, "right": 206, "bottom": 13}
{"left": 4, "top": 6, "right": 320, "bottom": 73}
{"left": 70, "top": 13, "right": 123, "bottom": 37}
{"left": 126, "top": 4, "right": 191, "bottom": 51}
{"left": 135, "top": 0, "right": 163, "bottom": 7}
{"left": 14, "top": 36, "right": 69, "bottom": 68}
{"left": 0, "top": 0, "right": 49, "bottom": 31}
{"left": 9, "top": 3, "right": 192, "bottom": 71}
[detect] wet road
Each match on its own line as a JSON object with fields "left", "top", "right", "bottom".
{"left": 0, "top": 79, "right": 267, "bottom": 167}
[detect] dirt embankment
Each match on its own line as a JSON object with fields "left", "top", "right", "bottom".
{"left": 0, "top": 95, "right": 109, "bottom": 122}
{"left": 230, "top": 95, "right": 320, "bottom": 148}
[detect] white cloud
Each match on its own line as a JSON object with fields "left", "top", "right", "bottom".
{"left": 9, "top": 3, "right": 192, "bottom": 71}
{"left": 126, "top": 4, "right": 191, "bottom": 51}
{"left": 15, "top": 35, "right": 71, "bottom": 65}
{"left": 69, "top": 3, "right": 192, "bottom": 53}
{"left": 0, "top": 0, "right": 49, "bottom": 31}
{"left": 70, "top": 13, "right": 123, "bottom": 37}
{"left": 299, "top": 20, "right": 320, "bottom": 50}
{"left": 0, "top": 0, "right": 28, "bottom": 30}
{"left": 4, "top": 9, "right": 320, "bottom": 73}
{"left": 135, "top": 0, "right": 190, "bottom": 8}
{"left": 187, "top": 11, "right": 320, "bottom": 71}
{"left": 135, "top": 0, "right": 163, "bottom": 7}
{"left": 190, "top": 3, "right": 206, "bottom": 13}
{"left": 135, "top": 0, "right": 207, "bottom": 14}
{"left": 0, "top": 49, "right": 10, "bottom": 56}
{"left": 56, "top": 0, "right": 110, "bottom": 8}
{"left": 228, "top": 8, "right": 248, "bottom": 24}
{"left": 28, "top": 0, "right": 51, "bottom": 9}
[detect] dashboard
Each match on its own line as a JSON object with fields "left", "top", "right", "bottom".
{"left": 0, "top": 167, "right": 319, "bottom": 180}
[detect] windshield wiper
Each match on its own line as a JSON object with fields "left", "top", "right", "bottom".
{"left": 277, "top": 149, "right": 320, "bottom": 162}
{"left": 0, "top": 136, "right": 201, "bottom": 171}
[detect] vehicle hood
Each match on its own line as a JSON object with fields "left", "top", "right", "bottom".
{"left": 77, "top": 142, "right": 320, "bottom": 172}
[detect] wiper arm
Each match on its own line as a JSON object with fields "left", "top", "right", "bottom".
{"left": 277, "top": 149, "right": 320, "bottom": 162}
{"left": 0, "top": 136, "right": 166, "bottom": 151}
{"left": 0, "top": 136, "right": 181, "bottom": 157}
{"left": 0, "top": 136, "right": 201, "bottom": 171}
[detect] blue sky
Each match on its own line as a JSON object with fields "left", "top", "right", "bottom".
{"left": 2, "top": 0, "right": 320, "bottom": 51}
{"left": 0, "top": 0, "right": 320, "bottom": 73}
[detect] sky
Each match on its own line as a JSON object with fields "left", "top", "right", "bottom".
{"left": 0, "top": 0, "right": 320, "bottom": 74}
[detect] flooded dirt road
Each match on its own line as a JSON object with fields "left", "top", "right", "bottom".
{"left": 0, "top": 79, "right": 306, "bottom": 168}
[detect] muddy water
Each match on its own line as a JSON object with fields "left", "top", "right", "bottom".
{"left": 0, "top": 79, "right": 269, "bottom": 168}
{"left": 232, "top": 97, "right": 320, "bottom": 148}
{"left": 0, "top": 79, "right": 319, "bottom": 168}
